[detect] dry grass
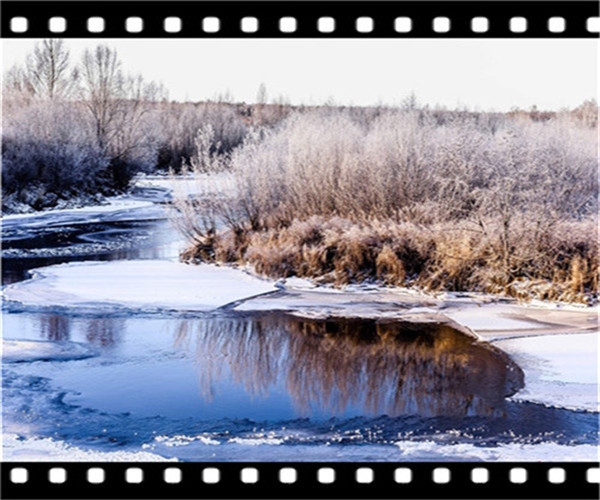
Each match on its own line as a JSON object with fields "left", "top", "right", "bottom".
{"left": 181, "top": 215, "right": 597, "bottom": 303}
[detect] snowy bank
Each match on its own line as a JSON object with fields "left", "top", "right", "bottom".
{"left": 2, "top": 434, "right": 175, "bottom": 462}
{"left": 134, "top": 172, "right": 234, "bottom": 197}
{"left": 2, "top": 340, "right": 97, "bottom": 363}
{"left": 2, "top": 260, "right": 277, "bottom": 312}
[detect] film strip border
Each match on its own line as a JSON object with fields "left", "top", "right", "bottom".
{"left": 1, "top": 1, "right": 599, "bottom": 38}
{"left": 2, "top": 462, "right": 600, "bottom": 499}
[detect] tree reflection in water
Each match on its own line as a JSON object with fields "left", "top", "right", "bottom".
{"left": 36, "top": 314, "right": 124, "bottom": 347}
{"left": 38, "top": 314, "right": 71, "bottom": 341}
{"left": 174, "top": 315, "right": 524, "bottom": 418}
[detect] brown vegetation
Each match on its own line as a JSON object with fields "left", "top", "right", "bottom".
{"left": 177, "top": 106, "right": 598, "bottom": 304}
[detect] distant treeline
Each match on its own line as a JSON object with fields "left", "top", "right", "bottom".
{"left": 2, "top": 39, "right": 597, "bottom": 214}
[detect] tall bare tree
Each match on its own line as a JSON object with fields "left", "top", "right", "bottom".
{"left": 25, "top": 39, "right": 75, "bottom": 99}
{"left": 79, "top": 44, "right": 166, "bottom": 186}
{"left": 80, "top": 44, "right": 124, "bottom": 153}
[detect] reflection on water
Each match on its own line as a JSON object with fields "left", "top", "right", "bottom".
{"left": 174, "top": 315, "right": 524, "bottom": 418}
{"left": 38, "top": 314, "right": 71, "bottom": 342}
{"left": 84, "top": 317, "right": 125, "bottom": 347}
{"left": 35, "top": 314, "right": 124, "bottom": 347}
{"left": 20, "top": 313, "right": 523, "bottom": 419}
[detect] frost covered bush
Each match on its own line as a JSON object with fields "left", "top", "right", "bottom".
{"left": 2, "top": 41, "right": 163, "bottom": 211}
{"left": 155, "top": 103, "right": 249, "bottom": 172}
{"left": 179, "top": 107, "right": 599, "bottom": 303}
{"left": 227, "top": 109, "right": 597, "bottom": 227}
{"left": 2, "top": 102, "right": 110, "bottom": 211}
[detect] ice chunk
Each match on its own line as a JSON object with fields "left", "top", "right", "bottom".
{"left": 494, "top": 332, "right": 599, "bottom": 411}
{"left": 2, "top": 260, "right": 277, "bottom": 312}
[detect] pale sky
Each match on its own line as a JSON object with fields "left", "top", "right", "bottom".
{"left": 3, "top": 38, "right": 597, "bottom": 111}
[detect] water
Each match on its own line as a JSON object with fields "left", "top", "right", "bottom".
{"left": 3, "top": 312, "right": 524, "bottom": 420}
{"left": 2, "top": 198, "right": 177, "bottom": 285}
{"left": 2, "top": 191, "right": 598, "bottom": 461}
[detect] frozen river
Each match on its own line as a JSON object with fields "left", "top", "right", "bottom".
{"left": 2, "top": 187, "right": 598, "bottom": 462}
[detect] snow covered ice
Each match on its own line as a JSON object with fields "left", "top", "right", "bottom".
{"left": 2, "top": 260, "right": 277, "bottom": 312}
{"left": 494, "top": 333, "right": 599, "bottom": 412}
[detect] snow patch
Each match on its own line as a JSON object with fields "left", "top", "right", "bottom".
{"left": 2, "top": 434, "right": 175, "bottom": 462}
{"left": 393, "top": 440, "right": 599, "bottom": 462}
{"left": 2, "top": 260, "right": 277, "bottom": 312}
{"left": 281, "top": 277, "right": 318, "bottom": 290}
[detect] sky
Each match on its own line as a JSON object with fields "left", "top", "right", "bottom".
{"left": 3, "top": 38, "right": 596, "bottom": 111}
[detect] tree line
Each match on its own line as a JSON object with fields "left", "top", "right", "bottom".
{"left": 2, "top": 40, "right": 284, "bottom": 213}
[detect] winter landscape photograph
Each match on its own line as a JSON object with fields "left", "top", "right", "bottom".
{"left": 1, "top": 38, "right": 598, "bottom": 462}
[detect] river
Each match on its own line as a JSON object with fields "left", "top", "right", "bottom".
{"left": 2, "top": 186, "right": 598, "bottom": 461}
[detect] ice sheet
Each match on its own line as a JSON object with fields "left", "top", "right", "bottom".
{"left": 2, "top": 260, "right": 277, "bottom": 312}
{"left": 494, "top": 333, "right": 599, "bottom": 411}
{"left": 1, "top": 198, "right": 154, "bottom": 224}
{"left": 2, "top": 340, "right": 97, "bottom": 363}
{"left": 142, "top": 438, "right": 599, "bottom": 462}
{"left": 444, "top": 306, "right": 544, "bottom": 332}
{"left": 135, "top": 172, "right": 235, "bottom": 196}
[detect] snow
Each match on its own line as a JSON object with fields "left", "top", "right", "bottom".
{"left": 2, "top": 434, "right": 176, "bottom": 462}
{"left": 2, "top": 260, "right": 277, "bottom": 312}
{"left": 494, "top": 333, "right": 599, "bottom": 411}
{"left": 281, "top": 277, "right": 319, "bottom": 290}
{"left": 1, "top": 197, "right": 154, "bottom": 223}
{"left": 444, "top": 305, "right": 547, "bottom": 332}
{"left": 135, "top": 172, "right": 235, "bottom": 197}
{"left": 143, "top": 438, "right": 598, "bottom": 462}
{"left": 2, "top": 340, "right": 97, "bottom": 363}
{"left": 392, "top": 440, "right": 599, "bottom": 462}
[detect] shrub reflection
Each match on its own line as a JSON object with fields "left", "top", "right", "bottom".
{"left": 174, "top": 315, "right": 524, "bottom": 418}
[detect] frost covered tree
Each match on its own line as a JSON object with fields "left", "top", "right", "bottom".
{"left": 79, "top": 45, "right": 165, "bottom": 187}
{"left": 25, "top": 39, "right": 76, "bottom": 100}
{"left": 80, "top": 45, "right": 124, "bottom": 153}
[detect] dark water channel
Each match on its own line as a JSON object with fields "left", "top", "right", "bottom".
{"left": 2, "top": 213, "right": 175, "bottom": 285}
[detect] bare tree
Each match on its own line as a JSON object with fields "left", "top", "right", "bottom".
{"left": 80, "top": 44, "right": 124, "bottom": 153}
{"left": 25, "top": 39, "right": 75, "bottom": 99}
{"left": 79, "top": 45, "right": 166, "bottom": 186}
{"left": 3, "top": 64, "right": 32, "bottom": 96}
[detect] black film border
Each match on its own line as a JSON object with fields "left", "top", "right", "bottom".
{"left": 1, "top": 1, "right": 599, "bottom": 38}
